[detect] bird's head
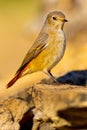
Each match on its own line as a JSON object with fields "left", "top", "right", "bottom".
{"left": 46, "top": 11, "right": 68, "bottom": 30}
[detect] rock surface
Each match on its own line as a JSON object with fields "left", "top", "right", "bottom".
{"left": 30, "top": 84, "right": 87, "bottom": 130}
{"left": 0, "top": 89, "right": 34, "bottom": 130}
{"left": 0, "top": 83, "right": 87, "bottom": 130}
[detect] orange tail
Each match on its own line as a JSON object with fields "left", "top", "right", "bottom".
{"left": 6, "top": 72, "right": 22, "bottom": 88}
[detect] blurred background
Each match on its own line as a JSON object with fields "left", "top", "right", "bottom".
{"left": 0, "top": 0, "right": 87, "bottom": 86}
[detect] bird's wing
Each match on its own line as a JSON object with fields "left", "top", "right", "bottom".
{"left": 16, "top": 32, "right": 48, "bottom": 74}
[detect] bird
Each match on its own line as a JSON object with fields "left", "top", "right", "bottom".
{"left": 6, "top": 11, "right": 68, "bottom": 88}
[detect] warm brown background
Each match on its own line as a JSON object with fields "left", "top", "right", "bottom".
{"left": 0, "top": 0, "right": 87, "bottom": 97}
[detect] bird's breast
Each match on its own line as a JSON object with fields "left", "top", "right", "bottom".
{"left": 46, "top": 30, "right": 66, "bottom": 69}
{"left": 48, "top": 29, "right": 66, "bottom": 57}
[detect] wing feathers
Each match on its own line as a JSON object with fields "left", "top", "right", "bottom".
{"left": 16, "top": 33, "right": 48, "bottom": 74}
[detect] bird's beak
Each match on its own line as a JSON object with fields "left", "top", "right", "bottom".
{"left": 64, "top": 19, "right": 68, "bottom": 22}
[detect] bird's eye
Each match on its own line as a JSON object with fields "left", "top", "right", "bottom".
{"left": 52, "top": 17, "right": 57, "bottom": 20}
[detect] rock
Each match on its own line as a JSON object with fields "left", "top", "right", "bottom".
{"left": 0, "top": 84, "right": 87, "bottom": 130}
{"left": 29, "top": 84, "right": 87, "bottom": 130}
{"left": 0, "top": 89, "right": 34, "bottom": 130}
{"left": 0, "top": 104, "right": 20, "bottom": 130}
{"left": 39, "top": 123, "right": 56, "bottom": 130}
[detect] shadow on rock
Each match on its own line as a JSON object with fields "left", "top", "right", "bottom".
{"left": 40, "top": 70, "right": 87, "bottom": 86}
{"left": 57, "top": 70, "right": 87, "bottom": 86}
{"left": 58, "top": 107, "right": 87, "bottom": 129}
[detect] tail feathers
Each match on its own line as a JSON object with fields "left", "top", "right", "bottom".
{"left": 6, "top": 72, "right": 21, "bottom": 88}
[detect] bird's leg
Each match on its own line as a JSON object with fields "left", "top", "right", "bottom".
{"left": 45, "top": 70, "right": 60, "bottom": 84}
